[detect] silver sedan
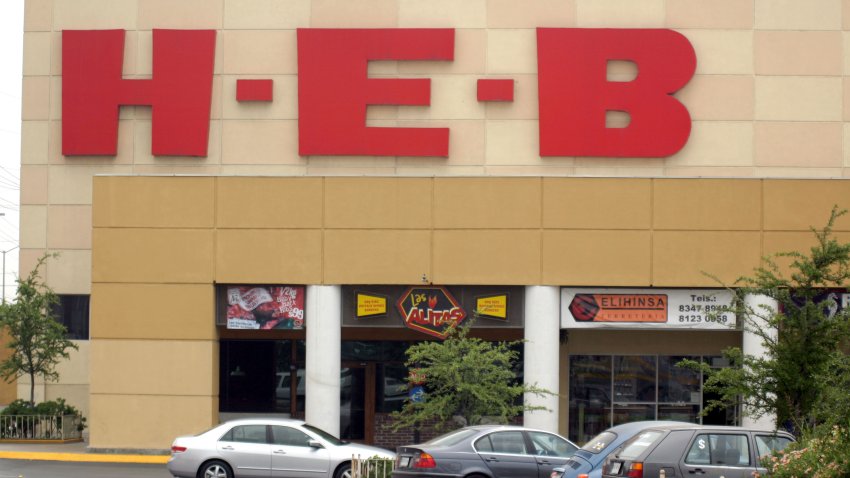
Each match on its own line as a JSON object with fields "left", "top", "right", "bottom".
{"left": 167, "top": 418, "right": 394, "bottom": 478}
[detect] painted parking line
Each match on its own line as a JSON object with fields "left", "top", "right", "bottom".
{"left": 0, "top": 451, "right": 169, "bottom": 464}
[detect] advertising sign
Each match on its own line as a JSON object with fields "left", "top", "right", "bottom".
{"left": 226, "top": 286, "right": 305, "bottom": 330}
{"left": 356, "top": 292, "right": 388, "bottom": 319}
{"left": 474, "top": 294, "right": 508, "bottom": 321}
{"left": 396, "top": 286, "right": 467, "bottom": 339}
{"left": 561, "top": 288, "right": 735, "bottom": 329}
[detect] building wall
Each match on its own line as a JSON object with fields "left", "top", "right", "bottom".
{"left": 16, "top": 0, "right": 850, "bottom": 448}
{"left": 90, "top": 176, "right": 850, "bottom": 449}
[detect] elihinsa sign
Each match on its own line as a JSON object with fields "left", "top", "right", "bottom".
{"left": 61, "top": 28, "right": 696, "bottom": 159}
{"left": 562, "top": 288, "right": 736, "bottom": 330}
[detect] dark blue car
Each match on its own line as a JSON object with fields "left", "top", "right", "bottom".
{"left": 550, "top": 421, "right": 687, "bottom": 478}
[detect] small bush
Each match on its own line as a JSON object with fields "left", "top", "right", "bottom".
{"left": 0, "top": 398, "right": 87, "bottom": 436}
{"left": 764, "top": 424, "right": 850, "bottom": 478}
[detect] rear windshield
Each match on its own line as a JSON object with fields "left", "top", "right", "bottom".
{"left": 425, "top": 428, "right": 480, "bottom": 447}
{"left": 618, "top": 431, "right": 664, "bottom": 460}
{"left": 581, "top": 431, "right": 617, "bottom": 454}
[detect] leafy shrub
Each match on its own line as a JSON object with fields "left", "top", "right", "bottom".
{"left": 0, "top": 398, "right": 87, "bottom": 437}
{"left": 764, "top": 424, "right": 850, "bottom": 478}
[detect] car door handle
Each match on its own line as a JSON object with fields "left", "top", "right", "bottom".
{"left": 485, "top": 456, "right": 499, "bottom": 462}
{"left": 688, "top": 469, "right": 705, "bottom": 474}
{"left": 273, "top": 450, "right": 287, "bottom": 455}
{"left": 537, "top": 459, "right": 551, "bottom": 465}
{"left": 221, "top": 446, "right": 234, "bottom": 451}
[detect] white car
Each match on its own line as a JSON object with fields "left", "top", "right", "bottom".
{"left": 167, "top": 418, "right": 394, "bottom": 478}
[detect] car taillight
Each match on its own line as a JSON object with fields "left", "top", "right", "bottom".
{"left": 626, "top": 462, "right": 643, "bottom": 478}
{"left": 413, "top": 452, "right": 436, "bottom": 468}
{"left": 171, "top": 446, "right": 187, "bottom": 454}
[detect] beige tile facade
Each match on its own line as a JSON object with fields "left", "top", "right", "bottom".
{"left": 16, "top": 0, "right": 850, "bottom": 450}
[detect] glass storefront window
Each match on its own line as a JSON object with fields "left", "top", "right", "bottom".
{"left": 569, "top": 356, "right": 612, "bottom": 445}
{"left": 221, "top": 339, "right": 305, "bottom": 415}
{"left": 613, "top": 356, "right": 656, "bottom": 403}
{"left": 659, "top": 356, "right": 700, "bottom": 404}
{"left": 569, "top": 354, "right": 736, "bottom": 444}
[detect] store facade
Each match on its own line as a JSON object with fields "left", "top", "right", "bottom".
{"left": 15, "top": 0, "right": 850, "bottom": 451}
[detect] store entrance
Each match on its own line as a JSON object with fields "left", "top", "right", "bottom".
{"left": 340, "top": 362, "right": 374, "bottom": 443}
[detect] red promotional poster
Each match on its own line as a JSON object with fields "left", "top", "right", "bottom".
{"left": 226, "top": 286, "right": 305, "bottom": 330}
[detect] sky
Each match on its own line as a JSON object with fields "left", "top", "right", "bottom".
{"left": 0, "top": 0, "right": 24, "bottom": 302}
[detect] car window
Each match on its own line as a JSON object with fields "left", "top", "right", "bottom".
{"left": 685, "top": 434, "right": 750, "bottom": 467}
{"left": 221, "top": 425, "right": 268, "bottom": 444}
{"left": 755, "top": 435, "right": 793, "bottom": 465}
{"left": 528, "top": 431, "right": 577, "bottom": 457}
{"left": 619, "top": 430, "right": 663, "bottom": 460}
{"left": 303, "top": 424, "right": 345, "bottom": 446}
{"left": 427, "top": 428, "right": 480, "bottom": 447}
{"left": 480, "top": 431, "right": 527, "bottom": 455}
{"left": 271, "top": 426, "right": 313, "bottom": 447}
{"left": 581, "top": 431, "right": 617, "bottom": 453}
{"left": 475, "top": 435, "right": 494, "bottom": 452}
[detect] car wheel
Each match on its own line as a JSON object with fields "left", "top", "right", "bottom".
{"left": 334, "top": 462, "right": 352, "bottom": 478}
{"left": 198, "top": 460, "right": 233, "bottom": 478}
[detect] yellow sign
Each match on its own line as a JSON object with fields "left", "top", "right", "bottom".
{"left": 475, "top": 295, "right": 508, "bottom": 320}
{"left": 356, "top": 293, "right": 387, "bottom": 318}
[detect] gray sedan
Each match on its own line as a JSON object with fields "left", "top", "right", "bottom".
{"left": 167, "top": 418, "right": 394, "bottom": 478}
{"left": 393, "top": 425, "right": 579, "bottom": 478}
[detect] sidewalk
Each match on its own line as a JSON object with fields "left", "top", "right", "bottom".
{"left": 0, "top": 440, "right": 169, "bottom": 464}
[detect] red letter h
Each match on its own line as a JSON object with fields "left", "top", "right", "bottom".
{"left": 62, "top": 29, "right": 216, "bottom": 157}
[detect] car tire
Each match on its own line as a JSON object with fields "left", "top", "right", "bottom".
{"left": 198, "top": 459, "right": 233, "bottom": 478}
{"left": 334, "top": 462, "right": 352, "bottom": 478}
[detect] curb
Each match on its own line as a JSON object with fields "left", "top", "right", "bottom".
{"left": 0, "top": 450, "right": 169, "bottom": 464}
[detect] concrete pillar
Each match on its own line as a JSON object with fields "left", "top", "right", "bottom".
{"left": 305, "top": 285, "right": 341, "bottom": 436}
{"left": 523, "top": 286, "right": 560, "bottom": 432}
{"left": 741, "top": 293, "right": 777, "bottom": 430}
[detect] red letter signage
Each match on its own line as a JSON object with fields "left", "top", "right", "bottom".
{"left": 62, "top": 29, "right": 216, "bottom": 157}
{"left": 297, "top": 29, "right": 454, "bottom": 157}
{"left": 537, "top": 29, "right": 696, "bottom": 157}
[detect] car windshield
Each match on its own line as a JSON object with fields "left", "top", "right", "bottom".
{"left": 303, "top": 424, "right": 346, "bottom": 446}
{"left": 618, "top": 430, "right": 663, "bottom": 460}
{"left": 425, "top": 428, "right": 481, "bottom": 447}
{"left": 581, "top": 431, "right": 617, "bottom": 454}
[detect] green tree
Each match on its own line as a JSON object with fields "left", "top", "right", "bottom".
{"left": 0, "top": 253, "right": 78, "bottom": 405}
{"left": 391, "top": 322, "right": 552, "bottom": 432}
{"left": 680, "top": 206, "right": 850, "bottom": 436}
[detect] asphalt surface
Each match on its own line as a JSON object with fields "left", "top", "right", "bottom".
{"left": 0, "top": 458, "right": 172, "bottom": 478}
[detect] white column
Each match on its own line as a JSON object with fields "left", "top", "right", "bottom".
{"left": 305, "top": 285, "right": 342, "bottom": 436}
{"left": 523, "top": 286, "right": 560, "bottom": 432}
{"left": 741, "top": 293, "right": 777, "bottom": 430}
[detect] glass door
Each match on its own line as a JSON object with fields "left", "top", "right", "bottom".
{"left": 340, "top": 362, "right": 375, "bottom": 443}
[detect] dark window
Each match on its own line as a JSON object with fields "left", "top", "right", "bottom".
{"left": 271, "top": 426, "right": 312, "bottom": 447}
{"left": 221, "top": 425, "right": 268, "bottom": 444}
{"left": 487, "top": 431, "right": 528, "bottom": 455}
{"left": 220, "top": 339, "right": 305, "bottom": 414}
{"left": 53, "top": 295, "right": 89, "bottom": 340}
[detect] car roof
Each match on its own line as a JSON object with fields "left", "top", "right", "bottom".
{"left": 634, "top": 424, "right": 794, "bottom": 437}
{"left": 220, "top": 417, "right": 307, "bottom": 427}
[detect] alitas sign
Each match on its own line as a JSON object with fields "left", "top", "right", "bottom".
{"left": 397, "top": 286, "right": 467, "bottom": 339}
{"left": 62, "top": 28, "right": 695, "bottom": 159}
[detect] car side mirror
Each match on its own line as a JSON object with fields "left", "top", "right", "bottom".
{"left": 308, "top": 440, "right": 324, "bottom": 449}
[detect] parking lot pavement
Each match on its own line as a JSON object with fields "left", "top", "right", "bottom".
{"left": 0, "top": 441, "right": 169, "bottom": 464}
